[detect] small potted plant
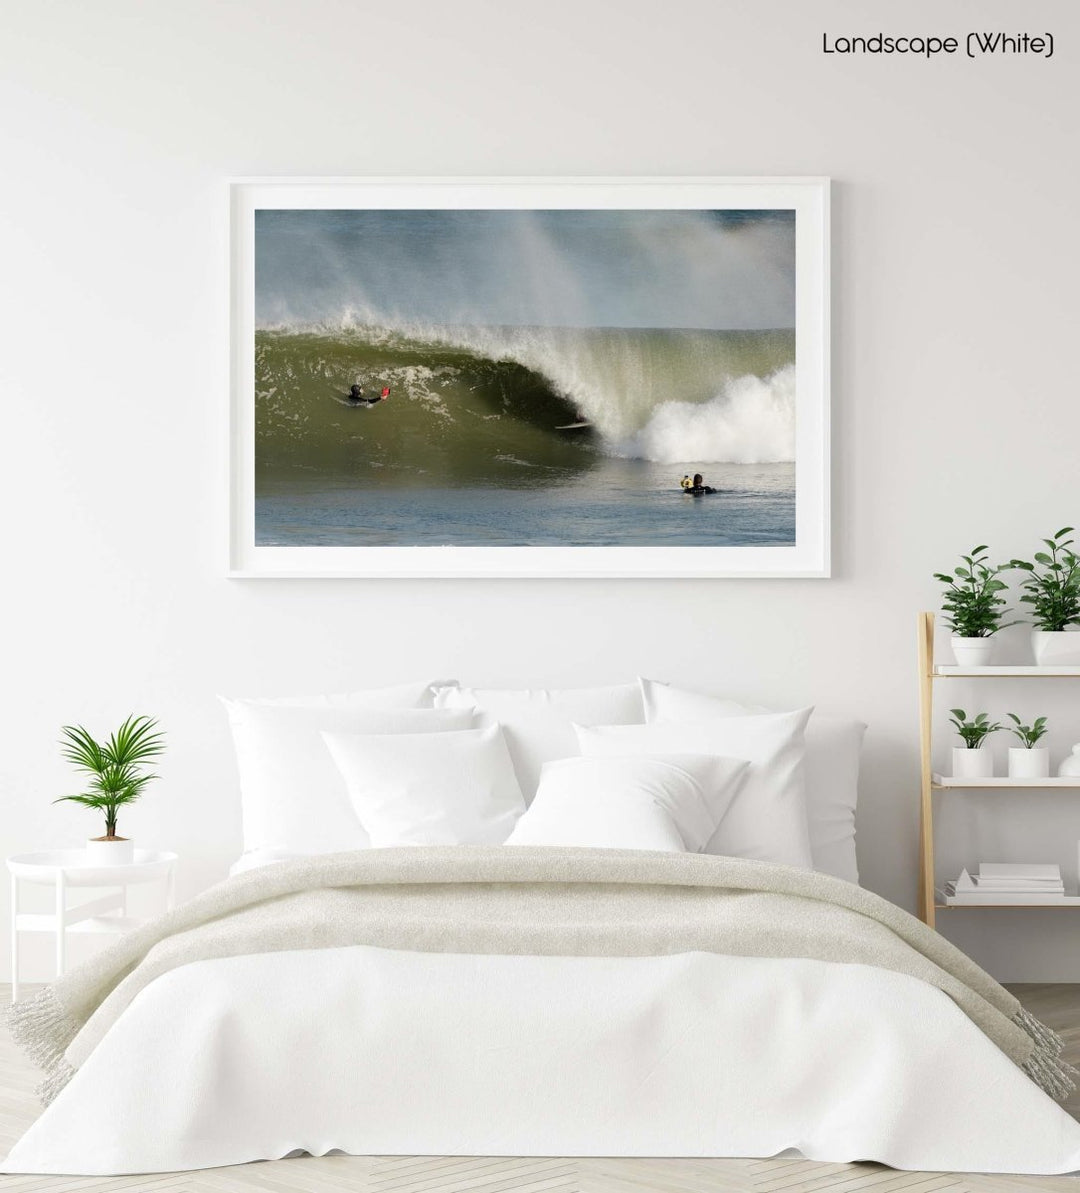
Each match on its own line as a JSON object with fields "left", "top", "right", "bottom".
{"left": 1009, "top": 528, "right": 1080, "bottom": 665}
{"left": 934, "top": 546, "right": 1016, "bottom": 666}
{"left": 949, "top": 709, "right": 1001, "bottom": 779}
{"left": 55, "top": 715, "right": 165, "bottom": 865}
{"left": 1006, "top": 714, "right": 1050, "bottom": 779}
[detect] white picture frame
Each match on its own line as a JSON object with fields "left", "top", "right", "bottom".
{"left": 229, "top": 176, "right": 830, "bottom": 578}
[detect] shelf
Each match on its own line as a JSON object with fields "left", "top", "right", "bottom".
{"left": 933, "top": 665, "right": 1080, "bottom": 677}
{"left": 935, "top": 888, "right": 1080, "bottom": 907}
{"left": 932, "top": 774, "right": 1080, "bottom": 789}
{"left": 917, "top": 613, "right": 1080, "bottom": 930}
{"left": 935, "top": 900, "right": 1080, "bottom": 909}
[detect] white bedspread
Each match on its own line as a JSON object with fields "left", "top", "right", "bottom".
{"left": 6, "top": 945, "right": 1080, "bottom": 1176}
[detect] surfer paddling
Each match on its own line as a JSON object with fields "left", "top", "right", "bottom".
{"left": 346, "top": 384, "right": 392, "bottom": 407}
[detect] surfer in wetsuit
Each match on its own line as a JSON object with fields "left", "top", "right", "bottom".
{"left": 680, "top": 472, "right": 716, "bottom": 495}
{"left": 346, "top": 384, "right": 392, "bottom": 406}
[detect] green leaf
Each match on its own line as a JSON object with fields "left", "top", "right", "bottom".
{"left": 53, "top": 793, "right": 110, "bottom": 809}
{"left": 59, "top": 725, "right": 107, "bottom": 774}
{"left": 104, "top": 715, "right": 165, "bottom": 769}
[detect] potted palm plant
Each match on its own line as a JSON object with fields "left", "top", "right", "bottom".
{"left": 55, "top": 715, "right": 165, "bottom": 864}
{"left": 1009, "top": 528, "right": 1080, "bottom": 665}
{"left": 949, "top": 709, "right": 1001, "bottom": 779}
{"left": 934, "top": 546, "right": 1016, "bottom": 666}
{"left": 1006, "top": 714, "right": 1050, "bottom": 779}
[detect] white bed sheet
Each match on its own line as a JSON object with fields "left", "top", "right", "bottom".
{"left": 6, "top": 946, "right": 1080, "bottom": 1176}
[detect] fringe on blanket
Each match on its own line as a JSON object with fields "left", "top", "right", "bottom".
{"left": 7, "top": 987, "right": 78, "bottom": 1107}
{"left": 1016, "top": 1005, "right": 1079, "bottom": 1101}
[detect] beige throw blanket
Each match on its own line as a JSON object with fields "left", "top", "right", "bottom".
{"left": 10, "top": 846, "right": 1076, "bottom": 1105}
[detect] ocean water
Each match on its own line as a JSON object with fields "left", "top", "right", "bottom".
{"left": 256, "top": 460, "right": 795, "bottom": 548}
{"left": 254, "top": 323, "right": 796, "bottom": 548}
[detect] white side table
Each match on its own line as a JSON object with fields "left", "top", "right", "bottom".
{"left": 8, "top": 849, "right": 177, "bottom": 1001}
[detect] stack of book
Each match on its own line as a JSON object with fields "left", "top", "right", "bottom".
{"left": 942, "top": 863, "right": 1068, "bottom": 905}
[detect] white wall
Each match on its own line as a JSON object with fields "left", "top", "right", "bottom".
{"left": 1, "top": 0, "right": 1078, "bottom": 981}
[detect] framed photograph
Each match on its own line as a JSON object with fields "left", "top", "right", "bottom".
{"left": 229, "top": 177, "right": 829, "bottom": 578}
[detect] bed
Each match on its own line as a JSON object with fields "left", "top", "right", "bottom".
{"left": 6, "top": 679, "right": 1080, "bottom": 1177}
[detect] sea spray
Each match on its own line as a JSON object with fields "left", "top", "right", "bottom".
{"left": 255, "top": 208, "right": 796, "bottom": 335}
{"left": 612, "top": 365, "right": 795, "bottom": 464}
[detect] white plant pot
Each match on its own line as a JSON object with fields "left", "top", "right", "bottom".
{"left": 85, "top": 837, "right": 134, "bottom": 866}
{"left": 951, "top": 636, "right": 994, "bottom": 667}
{"left": 1008, "top": 747, "right": 1050, "bottom": 779}
{"left": 952, "top": 747, "right": 994, "bottom": 779}
{"left": 1058, "top": 744, "right": 1080, "bottom": 778}
{"left": 1031, "top": 629, "right": 1080, "bottom": 666}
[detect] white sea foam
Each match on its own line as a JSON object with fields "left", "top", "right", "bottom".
{"left": 385, "top": 364, "right": 456, "bottom": 419}
{"left": 611, "top": 365, "right": 795, "bottom": 464}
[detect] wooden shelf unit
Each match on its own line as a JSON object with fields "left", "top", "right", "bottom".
{"left": 917, "top": 611, "right": 1080, "bottom": 928}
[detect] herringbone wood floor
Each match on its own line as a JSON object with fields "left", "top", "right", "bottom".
{"left": 0, "top": 984, "right": 1078, "bottom": 1192}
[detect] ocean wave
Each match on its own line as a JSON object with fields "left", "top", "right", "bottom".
{"left": 255, "top": 321, "right": 795, "bottom": 472}
{"left": 402, "top": 323, "right": 797, "bottom": 463}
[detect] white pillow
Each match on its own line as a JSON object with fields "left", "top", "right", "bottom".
{"left": 234, "top": 680, "right": 452, "bottom": 710}
{"left": 324, "top": 724, "right": 526, "bottom": 847}
{"left": 221, "top": 699, "right": 476, "bottom": 855}
{"left": 505, "top": 754, "right": 749, "bottom": 852}
{"left": 229, "top": 848, "right": 301, "bottom": 876}
{"left": 433, "top": 683, "right": 644, "bottom": 801}
{"left": 640, "top": 678, "right": 866, "bottom": 883}
{"left": 576, "top": 707, "right": 814, "bottom": 869}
